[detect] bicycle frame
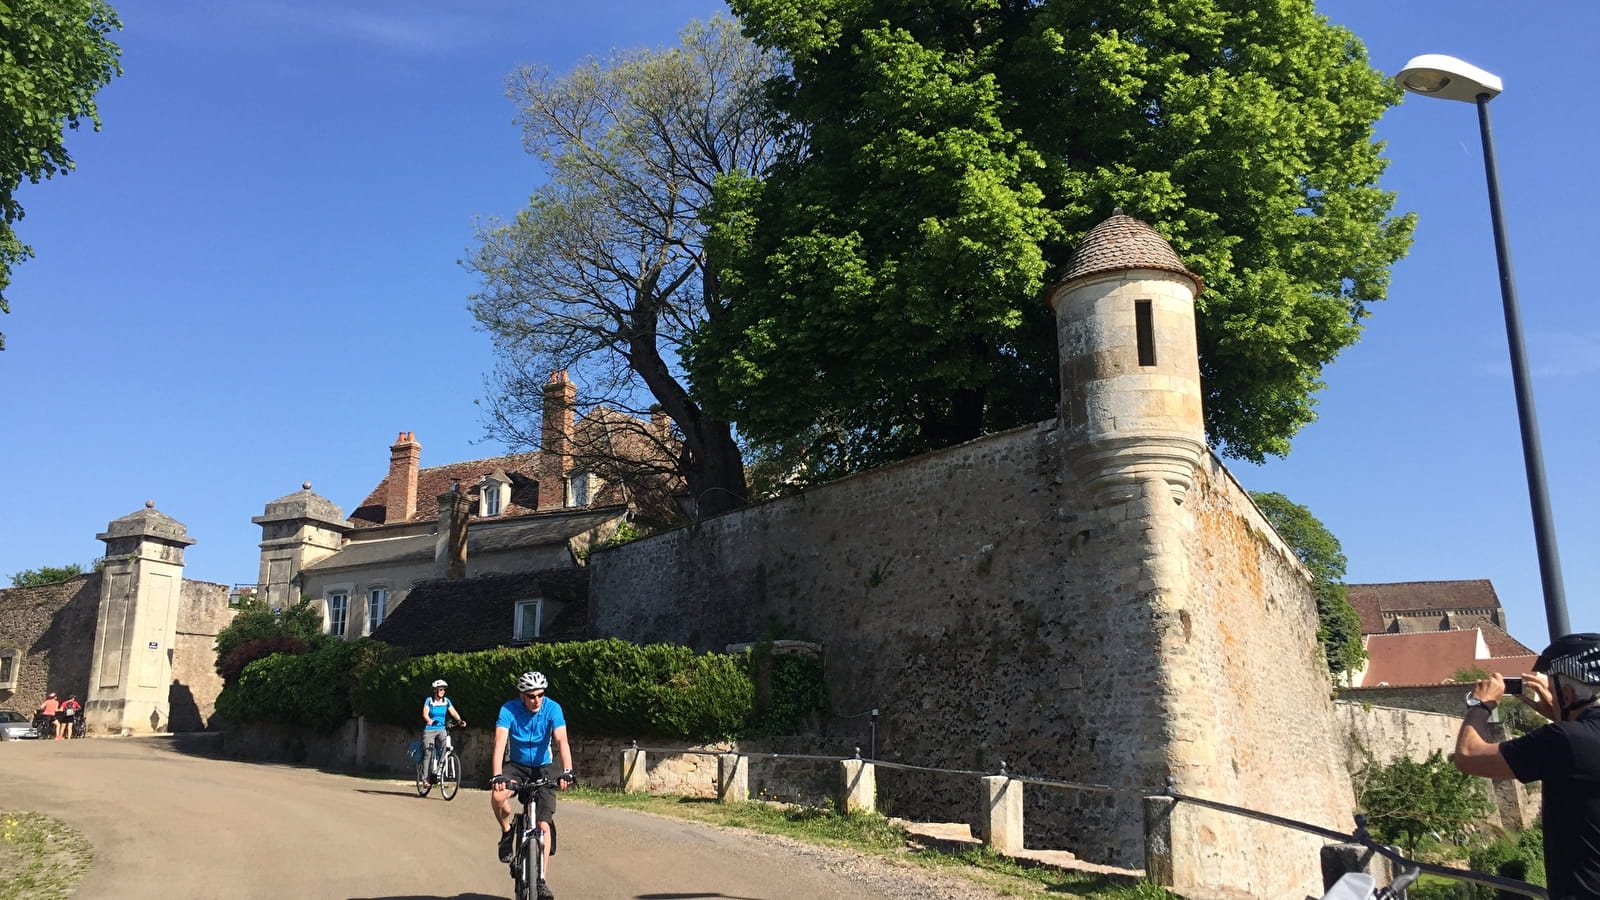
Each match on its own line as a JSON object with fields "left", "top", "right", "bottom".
{"left": 495, "top": 775, "right": 561, "bottom": 900}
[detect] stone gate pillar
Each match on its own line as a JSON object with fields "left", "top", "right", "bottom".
{"left": 86, "top": 501, "right": 194, "bottom": 735}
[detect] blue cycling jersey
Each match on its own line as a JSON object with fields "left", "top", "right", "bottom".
{"left": 424, "top": 696, "right": 453, "bottom": 732}
{"left": 496, "top": 697, "right": 565, "bottom": 767}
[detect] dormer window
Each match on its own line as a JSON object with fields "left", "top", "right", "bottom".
{"left": 566, "top": 470, "right": 600, "bottom": 508}
{"left": 480, "top": 472, "right": 511, "bottom": 517}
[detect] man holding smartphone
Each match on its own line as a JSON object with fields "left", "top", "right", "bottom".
{"left": 1453, "top": 633, "right": 1600, "bottom": 899}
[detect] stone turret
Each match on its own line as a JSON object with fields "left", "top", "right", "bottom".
{"left": 87, "top": 501, "right": 194, "bottom": 734}
{"left": 253, "top": 483, "right": 347, "bottom": 610}
{"left": 1047, "top": 209, "right": 1206, "bottom": 506}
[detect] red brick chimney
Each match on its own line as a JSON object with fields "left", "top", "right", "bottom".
{"left": 387, "top": 431, "right": 421, "bottom": 523}
{"left": 539, "top": 372, "right": 576, "bottom": 509}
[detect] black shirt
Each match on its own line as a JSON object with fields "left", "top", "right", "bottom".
{"left": 1501, "top": 706, "right": 1600, "bottom": 899}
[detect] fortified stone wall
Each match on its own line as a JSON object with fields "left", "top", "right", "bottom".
{"left": 0, "top": 574, "right": 102, "bottom": 709}
{"left": 1164, "top": 458, "right": 1357, "bottom": 895}
{"left": 170, "top": 579, "right": 233, "bottom": 731}
{"left": 589, "top": 420, "right": 1352, "bottom": 895}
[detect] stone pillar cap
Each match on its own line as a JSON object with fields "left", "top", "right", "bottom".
{"left": 252, "top": 484, "right": 349, "bottom": 528}
{"left": 97, "top": 504, "right": 196, "bottom": 546}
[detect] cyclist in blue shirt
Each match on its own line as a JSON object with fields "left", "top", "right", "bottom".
{"left": 420, "top": 679, "right": 465, "bottom": 784}
{"left": 491, "top": 671, "right": 574, "bottom": 899}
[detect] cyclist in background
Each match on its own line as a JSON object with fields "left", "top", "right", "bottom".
{"left": 420, "top": 679, "right": 465, "bottom": 785}
{"left": 491, "top": 671, "right": 574, "bottom": 900}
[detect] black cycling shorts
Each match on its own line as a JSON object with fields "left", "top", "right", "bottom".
{"left": 502, "top": 761, "right": 556, "bottom": 823}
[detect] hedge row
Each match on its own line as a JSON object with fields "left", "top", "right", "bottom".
{"left": 216, "top": 637, "right": 824, "bottom": 741}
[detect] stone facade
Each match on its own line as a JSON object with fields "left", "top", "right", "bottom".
{"left": 583, "top": 212, "right": 1355, "bottom": 899}
{"left": 0, "top": 574, "right": 102, "bottom": 714}
{"left": 0, "top": 507, "right": 234, "bottom": 732}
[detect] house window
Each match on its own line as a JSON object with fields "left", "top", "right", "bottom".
{"left": 513, "top": 599, "right": 543, "bottom": 643}
{"left": 0, "top": 649, "right": 17, "bottom": 690}
{"left": 326, "top": 590, "right": 349, "bottom": 637}
{"left": 566, "top": 471, "right": 600, "bottom": 508}
{"left": 367, "top": 587, "right": 389, "bottom": 634}
{"left": 484, "top": 486, "right": 502, "bottom": 516}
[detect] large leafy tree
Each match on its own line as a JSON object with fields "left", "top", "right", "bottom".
{"left": 1, "top": 0, "right": 123, "bottom": 349}
{"left": 1252, "top": 491, "right": 1365, "bottom": 676}
{"left": 468, "top": 17, "right": 783, "bottom": 517}
{"left": 689, "top": 0, "right": 1414, "bottom": 474}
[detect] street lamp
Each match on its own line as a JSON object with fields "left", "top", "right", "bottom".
{"left": 1396, "top": 54, "right": 1571, "bottom": 640}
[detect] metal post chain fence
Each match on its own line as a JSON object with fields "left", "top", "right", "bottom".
{"left": 624, "top": 743, "right": 1548, "bottom": 898}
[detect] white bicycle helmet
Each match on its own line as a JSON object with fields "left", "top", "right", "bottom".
{"left": 431, "top": 679, "right": 448, "bottom": 688}
{"left": 516, "top": 671, "right": 548, "bottom": 692}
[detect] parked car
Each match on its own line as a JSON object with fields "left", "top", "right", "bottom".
{"left": 0, "top": 708, "right": 43, "bottom": 740}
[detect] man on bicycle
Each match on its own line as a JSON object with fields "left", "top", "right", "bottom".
{"left": 1455, "top": 632, "right": 1600, "bottom": 899}
{"left": 421, "top": 679, "right": 465, "bottom": 785}
{"left": 491, "top": 671, "right": 573, "bottom": 900}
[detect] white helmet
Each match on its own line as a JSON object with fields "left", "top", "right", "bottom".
{"left": 516, "top": 671, "right": 548, "bottom": 693}
{"left": 431, "top": 679, "right": 448, "bottom": 688}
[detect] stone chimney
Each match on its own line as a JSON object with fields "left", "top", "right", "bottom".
{"left": 650, "top": 405, "right": 672, "bottom": 436}
{"left": 539, "top": 372, "right": 577, "bottom": 509}
{"left": 387, "top": 431, "right": 421, "bottom": 524}
{"left": 435, "top": 479, "right": 471, "bottom": 579}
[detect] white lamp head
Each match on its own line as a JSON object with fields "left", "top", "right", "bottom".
{"left": 1397, "top": 54, "right": 1503, "bottom": 103}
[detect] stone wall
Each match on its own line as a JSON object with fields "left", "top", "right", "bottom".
{"left": 0, "top": 574, "right": 102, "bottom": 710}
{"left": 170, "top": 579, "right": 233, "bottom": 731}
{"left": 588, "top": 421, "right": 1353, "bottom": 898}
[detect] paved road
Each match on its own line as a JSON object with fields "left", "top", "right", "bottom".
{"left": 1, "top": 737, "right": 1002, "bottom": 900}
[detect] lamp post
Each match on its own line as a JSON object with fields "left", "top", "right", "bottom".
{"left": 1396, "top": 54, "right": 1571, "bottom": 640}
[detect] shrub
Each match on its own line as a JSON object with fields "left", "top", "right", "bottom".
{"left": 217, "top": 638, "right": 389, "bottom": 733}
{"left": 1356, "top": 750, "right": 1490, "bottom": 853}
{"left": 1467, "top": 824, "right": 1545, "bottom": 899}
{"left": 214, "top": 596, "right": 324, "bottom": 679}
{"left": 218, "top": 634, "right": 307, "bottom": 686}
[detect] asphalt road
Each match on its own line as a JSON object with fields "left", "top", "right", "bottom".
{"left": 1, "top": 737, "right": 1004, "bottom": 900}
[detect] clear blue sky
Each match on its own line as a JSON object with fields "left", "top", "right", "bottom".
{"left": 1, "top": 1, "right": 1593, "bottom": 653}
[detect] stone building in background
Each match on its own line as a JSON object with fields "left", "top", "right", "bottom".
{"left": 0, "top": 503, "right": 233, "bottom": 734}
{"left": 254, "top": 371, "right": 667, "bottom": 644}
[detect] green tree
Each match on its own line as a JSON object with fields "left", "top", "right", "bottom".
{"left": 1356, "top": 750, "right": 1490, "bottom": 853}
{"left": 687, "top": 0, "right": 1413, "bottom": 475}
{"left": 467, "top": 16, "right": 782, "bottom": 518}
{"left": 9, "top": 563, "right": 86, "bottom": 587}
{"left": 1, "top": 0, "right": 123, "bottom": 349}
{"left": 213, "top": 596, "right": 325, "bottom": 681}
{"left": 1251, "top": 491, "right": 1365, "bottom": 675}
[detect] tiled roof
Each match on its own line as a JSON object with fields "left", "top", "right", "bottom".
{"left": 1055, "top": 209, "right": 1201, "bottom": 294}
{"left": 1360, "top": 630, "right": 1484, "bottom": 687}
{"left": 1346, "top": 579, "right": 1501, "bottom": 620}
{"left": 371, "top": 568, "right": 591, "bottom": 655}
{"left": 1480, "top": 624, "right": 1538, "bottom": 658}
{"left": 302, "top": 506, "right": 627, "bottom": 575}
{"left": 350, "top": 450, "right": 542, "bottom": 527}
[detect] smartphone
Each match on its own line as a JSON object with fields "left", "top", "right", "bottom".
{"left": 1503, "top": 676, "right": 1524, "bottom": 696}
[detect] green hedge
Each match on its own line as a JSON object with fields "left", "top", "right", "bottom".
{"left": 353, "top": 639, "right": 758, "bottom": 740}
{"left": 216, "top": 636, "right": 824, "bottom": 742}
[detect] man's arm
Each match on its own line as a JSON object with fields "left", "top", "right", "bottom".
{"left": 492, "top": 726, "right": 509, "bottom": 778}
{"left": 552, "top": 725, "right": 573, "bottom": 788}
{"left": 1454, "top": 676, "right": 1515, "bottom": 779}
{"left": 421, "top": 701, "right": 432, "bottom": 727}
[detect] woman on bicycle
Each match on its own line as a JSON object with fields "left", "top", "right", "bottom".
{"left": 491, "top": 671, "right": 574, "bottom": 900}
{"left": 420, "top": 679, "right": 465, "bottom": 785}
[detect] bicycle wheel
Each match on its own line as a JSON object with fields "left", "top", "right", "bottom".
{"left": 440, "top": 752, "right": 460, "bottom": 800}
{"left": 521, "top": 829, "right": 542, "bottom": 900}
{"left": 414, "top": 755, "right": 431, "bottom": 797}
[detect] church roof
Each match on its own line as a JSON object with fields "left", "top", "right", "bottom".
{"left": 1056, "top": 209, "right": 1201, "bottom": 294}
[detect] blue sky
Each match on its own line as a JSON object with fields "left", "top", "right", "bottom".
{"left": 1, "top": 1, "right": 1593, "bottom": 652}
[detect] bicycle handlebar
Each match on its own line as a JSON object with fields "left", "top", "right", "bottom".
{"left": 490, "top": 772, "right": 577, "bottom": 799}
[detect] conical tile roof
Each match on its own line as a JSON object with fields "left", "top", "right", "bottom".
{"left": 1056, "top": 209, "right": 1201, "bottom": 294}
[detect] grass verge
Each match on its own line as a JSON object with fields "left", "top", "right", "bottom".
{"left": 566, "top": 787, "right": 1176, "bottom": 899}
{"left": 0, "top": 811, "right": 93, "bottom": 900}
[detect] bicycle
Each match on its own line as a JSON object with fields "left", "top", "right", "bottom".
{"left": 491, "top": 772, "right": 575, "bottom": 900}
{"left": 414, "top": 722, "right": 463, "bottom": 800}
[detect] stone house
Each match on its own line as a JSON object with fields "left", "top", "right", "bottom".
{"left": 1344, "top": 579, "right": 1538, "bottom": 693}
{"left": 255, "top": 372, "right": 660, "bottom": 642}
{"left": 0, "top": 503, "right": 234, "bottom": 734}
